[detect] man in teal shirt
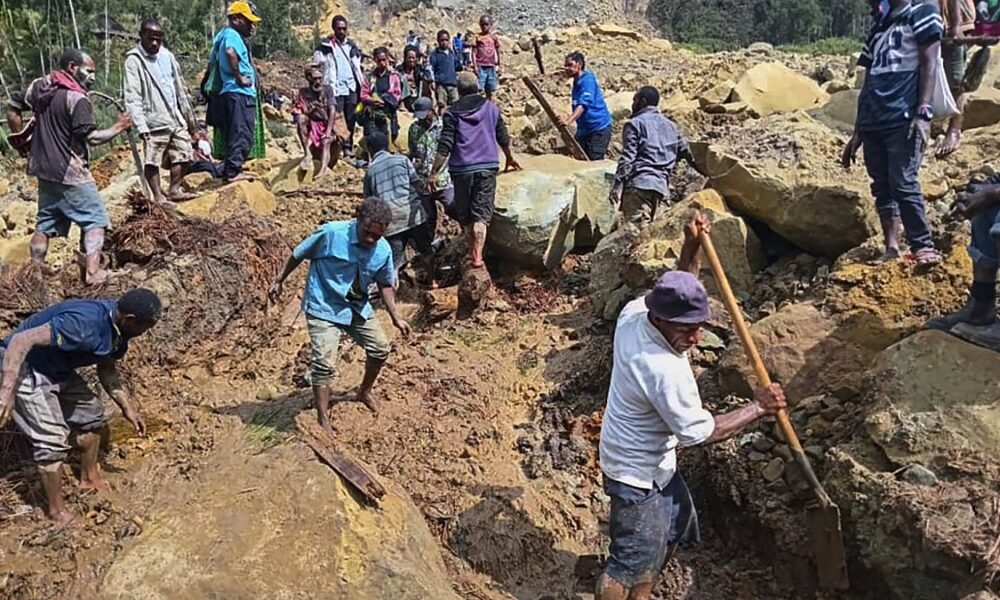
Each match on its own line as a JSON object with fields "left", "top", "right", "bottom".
{"left": 269, "top": 197, "right": 411, "bottom": 432}
{"left": 211, "top": 2, "right": 259, "bottom": 182}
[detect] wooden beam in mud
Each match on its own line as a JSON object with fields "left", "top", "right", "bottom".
{"left": 521, "top": 76, "right": 590, "bottom": 162}
{"left": 296, "top": 413, "right": 386, "bottom": 507}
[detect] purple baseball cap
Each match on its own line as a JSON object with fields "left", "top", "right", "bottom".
{"left": 644, "top": 271, "right": 711, "bottom": 324}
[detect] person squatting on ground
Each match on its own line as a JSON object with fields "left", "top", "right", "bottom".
{"left": 926, "top": 174, "right": 1000, "bottom": 348}
{"left": 428, "top": 72, "right": 521, "bottom": 269}
{"left": 841, "top": 0, "right": 943, "bottom": 265}
{"left": 363, "top": 131, "right": 435, "bottom": 276}
{"left": 472, "top": 15, "right": 501, "bottom": 100}
{"left": 560, "top": 51, "right": 613, "bottom": 161}
{"left": 209, "top": 1, "right": 261, "bottom": 183}
{"left": 268, "top": 197, "right": 411, "bottom": 431}
{"left": 125, "top": 17, "right": 199, "bottom": 208}
{"left": 596, "top": 213, "right": 787, "bottom": 600}
{"left": 360, "top": 47, "right": 403, "bottom": 143}
{"left": 936, "top": 0, "right": 977, "bottom": 158}
{"left": 313, "top": 15, "right": 365, "bottom": 157}
{"left": 294, "top": 65, "right": 341, "bottom": 179}
{"left": 0, "top": 289, "right": 162, "bottom": 524}
{"left": 429, "top": 29, "right": 462, "bottom": 107}
{"left": 610, "top": 86, "right": 694, "bottom": 225}
{"left": 17, "top": 48, "right": 132, "bottom": 286}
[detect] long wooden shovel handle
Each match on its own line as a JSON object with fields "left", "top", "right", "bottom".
{"left": 698, "top": 231, "right": 834, "bottom": 508}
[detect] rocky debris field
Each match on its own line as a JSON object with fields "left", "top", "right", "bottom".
{"left": 3, "top": 17, "right": 1000, "bottom": 600}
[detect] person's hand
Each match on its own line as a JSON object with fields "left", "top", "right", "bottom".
{"left": 753, "top": 383, "right": 787, "bottom": 417}
{"left": 0, "top": 391, "right": 14, "bottom": 428}
{"left": 557, "top": 114, "right": 571, "bottom": 127}
{"left": 683, "top": 210, "right": 711, "bottom": 243}
{"left": 393, "top": 317, "right": 412, "bottom": 337}
{"left": 953, "top": 189, "right": 994, "bottom": 219}
{"left": 373, "top": 98, "right": 385, "bottom": 107}
{"left": 909, "top": 117, "right": 931, "bottom": 145}
{"left": 504, "top": 157, "right": 522, "bottom": 172}
{"left": 425, "top": 175, "right": 439, "bottom": 193}
{"left": 841, "top": 133, "right": 862, "bottom": 169}
{"left": 268, "top": 280, "right": 284, "bottom": 304}
{"left": 239, "top": 75, "right": 253, "bottom": 88}
{"left": 608, "top": 186, "right": 622, "bottom": 207}
{"left": 123, "top": 406, "right": 147, "bottom": 437}
{"left": 116, "top": 113, "right": 133, "bottom": 132}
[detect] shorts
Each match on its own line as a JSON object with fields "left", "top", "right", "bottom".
{"left": 306, "top": 314, "right": 391, "bottom": 387}
{"left": 620, "top": 187, "right": 663, "bottom": 225}
{"left": 478, "top": 66, "right": 499, "bottom": 93}
{"left": 435, "top": 84, "right": 459, "bottom": 106}
{"left": 386, "top": 221, "right": 435, "bottom": 270}
{"left": 451, "top": 169, "right": 498, "bottom": 226}
{"left": 36, "top": 179, "right": 110, "bottom": 237}
{"left": 0, "top": 349, "right": 106, "bottom": 463}
{"left": 576, "top": 126, "right": 613, "bottom": 161}
{"left": 603, "top": 473, "right": 700, "bottom": 589}
{"left": 942, "top": 43, "right": 968, "bottom": 93}
{"left": 143, "top": 127, "right": 193, "bottom": 168}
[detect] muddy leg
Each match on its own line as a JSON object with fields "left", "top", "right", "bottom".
{"left": 626, "top": 583, "right": 654, "bottom": 600}
{"left": 313, "top": 384, "right": 334, "bottom": 435}
{"left": 38, "top": 461, "right": 73, "bottom": 524}
{"left": 144, "top": 164, "right": 167, "bottom": 204}
{"left": 356, "top": 358, "right": 385, "bottom": 413}
{"left": 81, "top": 228, "right": 112, "bottom": 286}
{"left": 29, "top": 232, "right": 49, "bottom": 265}
{"left": 76, "top": 431, "right": 107, "bottom": 493}
{"left": 470, "top": 222, "right": 487, "bottom": 268}
{"left": 595, "top": 573, "right": 629, "bottom": 600}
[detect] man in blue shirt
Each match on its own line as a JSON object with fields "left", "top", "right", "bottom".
{"left": 210, "top": 2, "right": 260, "bottom": 183}
{"left": 0, "top": 289, "right": 162, "bottom": 524}
{"left": 560, "top": 51, "right": 613, "bottom": 161}
{"left": 269, "top": 197, "right": 411, "bottom": 433}
{"left": 841, "top": 0, "right": 943, "bottom": 265}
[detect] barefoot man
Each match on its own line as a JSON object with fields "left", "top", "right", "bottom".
{"left": 269, "top": 197, "right": 411, "bottom": 433}
{"left": 0, "top": 289, "right": 161, "bottom": 524}
{"left": 294, "top": 64, "right": 341, "bottom": 178}
{"left": 596, "top": 214, "right": 787, "bottom": 599}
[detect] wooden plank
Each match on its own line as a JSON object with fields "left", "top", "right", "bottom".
{"left": 296, "top": 413, "right": 386, "bottom": 507}
{"left": 532, "top": 37, "right": 545, "bottom": 75}
{"left": 521, "top": 76, "right": 589, "bottom": 161}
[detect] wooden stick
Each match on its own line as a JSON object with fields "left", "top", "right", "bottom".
{"left": 521, "top": 76, "right": 589, "bottom": 161}
{"left": 295, "top": 413, "right": 385, "bottom": 507}
{"left": 532, "top": 37, "right": 544, "bottom": 75}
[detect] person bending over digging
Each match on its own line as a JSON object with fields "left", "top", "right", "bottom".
{"left": 926, "top": 174, "right": 1000, "bottom": 348}
{"left": 269, "top": 197, "right": 411, "bottom": 432}
{"left": 596, "top": 213, "right": 787, "bottom": 600}
{"left": 0, "top": 289, "right": 161, "bottom": 524}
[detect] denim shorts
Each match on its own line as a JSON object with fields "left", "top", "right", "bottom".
{"left": 36, "top": 179, "right": 110, "bottom": 237}
{"left": 478, "top": 66, "right": 498, "bottom": 93}
{"left": 603, "top": 473, "right": 700, "bottom": 588}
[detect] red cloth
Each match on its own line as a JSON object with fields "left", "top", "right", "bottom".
{"left": 48, "top": 70, "right": 87, "bottom": 95}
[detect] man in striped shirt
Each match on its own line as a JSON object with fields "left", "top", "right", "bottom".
{"left": 841, "top": 0, "right": 943, "bottom": 265}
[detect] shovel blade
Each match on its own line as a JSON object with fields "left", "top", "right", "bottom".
{"left": 808, "top": 503, "right": 849, "bottom": 590}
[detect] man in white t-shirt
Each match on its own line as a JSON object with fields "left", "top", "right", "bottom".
{"left": 596, "top": 213, "right": 787, "bottom": 600}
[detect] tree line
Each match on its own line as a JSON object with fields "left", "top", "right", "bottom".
{"left": 649, "top": 0, "right": 873, "bottom": 51}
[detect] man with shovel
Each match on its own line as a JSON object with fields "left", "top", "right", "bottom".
{"left": 597, "top": 213, "right": 787, "bottom": 600}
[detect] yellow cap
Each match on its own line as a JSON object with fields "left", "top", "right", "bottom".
{"left": 227, "top": 1, "right": 261, "bottom": 22}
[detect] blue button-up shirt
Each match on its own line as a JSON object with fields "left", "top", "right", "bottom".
{"left": 4, "top": 299, "right": 128, "bottom": 381}
{"left": 293, "top": 220, "right": 395, "bottom": 325}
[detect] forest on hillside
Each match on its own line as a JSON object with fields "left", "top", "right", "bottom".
{"left": 650, "top": 0, "right": 873, "bottom": 51}
{"left": 0, "top": 0, "right": 320, "bottom": 99}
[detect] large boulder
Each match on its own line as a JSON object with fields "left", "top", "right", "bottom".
{"left": 717, "top": 302, "right": 880, "bottom": 401}
{"left": 690, "top": 115, "right": 877, "bottom": 258}
{"left": 730, "top": 62, "right": 828, "bottom": 117}
{"left": 489, "top": 154, "right": 616, "bottom": 270}
{"left": 865, "top": 330, "right": 1000, "bottom": 470}
{"left": 99, "top": 442, "right": 460, "bottom": 599}
{"left": 808, "top": 89, "right": 858, "bottom": 133}
{"left": 962, "top": 87, "right": 1000, "bottom": 130}
{"left": 604, "top": 91, "right": 635, "bottom": 120}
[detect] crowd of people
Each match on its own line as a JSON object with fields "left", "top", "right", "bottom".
{"left": 3, "top": 0, "right": 1000, "bottom": 598}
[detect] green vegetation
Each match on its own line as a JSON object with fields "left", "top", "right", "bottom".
{"left": 245, "top": 404, "right": 296, "bottom": 454}
{"left": 651, "top": 0, "right": 872, "bottom": 51}
{"left": 778, "top": 37, "right": 864, "bottom": 56}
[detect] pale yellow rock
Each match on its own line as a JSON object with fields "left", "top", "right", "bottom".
{"left": 590, "top": 23, "right": 644, "bottom": 41}
{"left": 2, "top": 200, "right": 35, "bottom": 233}
{"left": 731, "top": 62, "right": 828, "bottom": 117}
{"left": 604, "top": 90, "right": 635, "bottom": 120}
{"left": 962, "top": 87, "right": 1000, "bottom": 130}
{"left": 697, "top": 79, "right": 735, "bottom": 107}
{"left": 0, "top": 178, "right": 9, "bottom": 197}
{"left": 648, "top": 38, "right": 673, "bottom": 52}
{"left": 0, "top": 235, "right": 30, "bottom": 264}
{"left": 179, "top": 180, "right": 277, "bottom": 221}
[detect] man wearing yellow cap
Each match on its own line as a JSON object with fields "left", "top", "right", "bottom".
{"left": 208, "top": 1, "right": 260, "bottom": 183}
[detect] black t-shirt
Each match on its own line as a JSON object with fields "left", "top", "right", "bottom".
{"left": 26, "top": 75, "right": 97, "bottom": 185}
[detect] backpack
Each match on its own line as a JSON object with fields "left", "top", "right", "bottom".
{"left": 200, "top": 34, "right": 227, "bottom": 127}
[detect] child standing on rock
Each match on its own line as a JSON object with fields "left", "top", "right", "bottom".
{"left": 472, "top": 15, "right": 502, "bottom": 100}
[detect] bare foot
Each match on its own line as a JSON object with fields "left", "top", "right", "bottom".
{"left": 357, "top": 391, "right": 382, "bottom": 414}
{"left": 79, "top": 475, "right": 109, "bottom": 494}
{"left": 46, "top": 508, "right": 75, "bottom": 526}
{"left": 166, "top": 190, "right": 199, "bottom": 202}
{"left": 315, "top": 167, "right": 329, "bottom": 180}
{"left": 84, "top": 269, "right": 123, "bottom": 287}
{"left": 936, "top": 130, "right": 961, "bottom": 159}
{"left": 871, "top": 247, "right": 901, "bottom": 264}
{"left": 298, "top": 157, "right": 312, "bottom": 172}
{"left": 469, "top": 260, "right": 486, "bottom": 269}
{"left": 223, "top": 173, "right": 255, "bottom": 184}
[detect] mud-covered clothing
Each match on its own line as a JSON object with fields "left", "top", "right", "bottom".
{"left": 306, "top": 313, "right": 390, "bottom": 387}
{"left": 437, "top": 94, "right": 510, "bottom": 174}
{"left": 25, "top": 73, "right": 96, "bottom": 185}
{"left": 614, "top": 107, "right": 690, "bottom": 198}
{"left": 292, "top": 220, "right": 395, "bottom": 326}
{"left": 35, "top": 180, "right": 110, "bottom": 237}
{"left": 857, "top": 1, "right": 943, "bottom": 132}
{"left": 3, "top": 299, "right": 128, "bottom": 382}
{"left": 599, "top": 298, "right": 715, "bottom": 490}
